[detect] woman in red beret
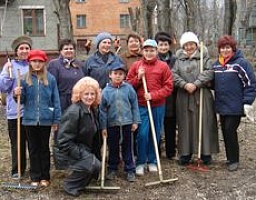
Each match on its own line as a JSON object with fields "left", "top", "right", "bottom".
{"left": 13, "top": 49, "right": 61, "bottom": 187}
{"left": 212, "top": 35, "right": 256, "bottom": 171}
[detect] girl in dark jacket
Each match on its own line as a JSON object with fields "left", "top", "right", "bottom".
{"left": 213, "top": 35, "right": 256, "bottom": 171}
{"left": 57, "top": 77, "right": 101, "bottom": 197}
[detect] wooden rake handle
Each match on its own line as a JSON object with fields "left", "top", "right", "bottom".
{"left": 142, "top": 76, "right": 163, "bottom": 181}
{"left": 16, "top": 69, "right": 21, "bottom": 180}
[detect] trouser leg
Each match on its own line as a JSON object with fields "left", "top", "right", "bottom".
{"left": 220, "top": 115, "right": 241, "bottom": 163}
{"left": 121, "top": 125, "right": 135, "bottom": 172}
{"left": 8, "top": 119, "right": 27, "bottom": 175}
{"left": 107, "top": 126, "right": 120, "bottom": 171}
{"left": 164, "top": 116, "right": 177, "bottom": 158}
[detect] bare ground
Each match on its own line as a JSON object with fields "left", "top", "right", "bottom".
{"left": 1, "top": 104, "right": 256, "bottom": 200}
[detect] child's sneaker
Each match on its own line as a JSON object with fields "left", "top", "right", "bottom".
{"left": 148, "top": 163, "right": 158, "bottom": 172}
{"left": 127, "top": 172, "right": 136, "bottom": 182}
{"left": 106, "top": 170, "right": 117, "bottom": 180}
{"left": 135, "top": 165, "right": 144, "bottom": 176}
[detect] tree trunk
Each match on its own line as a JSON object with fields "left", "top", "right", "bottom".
{"left": 157, "top": 0, "right": 172, "bottom": 33}
{"left": 184, "top": 0, "right": 197, "bottom": 32}
{"left": 223, "top": 0, "right": 237, "bottom": 35}
{"left": 140, "top": 0, "right": 156, "bottom": 39}
{"left": 52, "top": 0, "right": 73, "bottom": 41}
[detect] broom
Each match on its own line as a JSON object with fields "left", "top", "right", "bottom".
{"left": 2, "top": 69, "right": 38, "bottom": 190}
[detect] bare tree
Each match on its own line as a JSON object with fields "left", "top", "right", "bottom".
{"left": 52, "top": 0, "right": 73, "bottom": 41}
{"left": 140, "top": 0, "right": 156, "bottom": 39}
{"left": 182, "top": 0, "right": 197, "bottom": 32}
{"left": 223, "top": 0, "right": 237, "bottom": 35}
{"left": 156, "top": 0, "right": 173, "bottom": 33}
{"left": 128, "top": 7, "right": 141, "bottom": 33}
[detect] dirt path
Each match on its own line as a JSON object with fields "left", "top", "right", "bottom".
{"left": 0, "top": 105, "right": 256, "bottom": 200}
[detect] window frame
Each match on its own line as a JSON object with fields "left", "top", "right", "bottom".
{"left": 119, "top": 14, "right": 130, "bottom": 28}
{"left": 20, "top": 5, "right": 46, "bottom": 37}
{"left": 119, "top": 0, "right": 130, "bottom": 3}
{"left": 76, "top": 14, "right": 86, "bottom": 29}
{"left": 75, "top": 0, "right": 86, "bottom": 3}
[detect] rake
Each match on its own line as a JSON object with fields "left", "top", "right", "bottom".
{"left": 86, "top": 134, "right": 120, "bottom": 191}
{"left": 1, "top": 69, "right": 38, "bottom": 190}
{"left": 142, "top": 76, "right": 178, "bottom": 187}
{"left": 186, "top": 42, "right": 209, "bottom": 172}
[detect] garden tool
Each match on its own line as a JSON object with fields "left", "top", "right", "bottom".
{"left": 2, "top": 69, "right": 38, "bottom": 190}
{"left": 86, "top": 134, "right": 120, "bottom": 191}
{"left": 187, "top": 42, "right": 209, "bottom": 172}
{"left": 142, "top": 76, "right": 178, "bottom": 187}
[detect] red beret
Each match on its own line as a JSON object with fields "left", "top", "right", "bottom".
{"left": 27, "top": 49, "right": 48, "bottom": 62}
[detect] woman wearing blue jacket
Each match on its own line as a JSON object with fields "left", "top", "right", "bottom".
{"left": 14, "top": 50, "right": 61, "bottom": 187}
{"left": 82, "top": 32, "right": 124, "bottom": 89}
{"left": 213, "top": 35, "right": 256, "bottom": 171}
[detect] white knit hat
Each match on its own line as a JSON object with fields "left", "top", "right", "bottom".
{"left": 180, "top": 32, "right": 199, "bottom": 48}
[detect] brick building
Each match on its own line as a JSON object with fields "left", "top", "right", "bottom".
{"left": 70, "top": 0, "right": 141, "bottom": 51}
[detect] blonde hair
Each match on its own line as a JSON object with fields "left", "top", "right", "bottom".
{"left": 71, "top": 76, "right": 101, "bottom": 107}
{"left": 25, "top": 62, "right": 48, "bottom": 86}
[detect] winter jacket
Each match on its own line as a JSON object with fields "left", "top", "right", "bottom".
{"left": 212, "top": 50, "right": 256, "bottom": 115}
{"left": 126, "top": 57, "right": 173, "bottom": 107}
{"left": 99, "top": 81, "right": 140, "bottom": 129}
{"left": 158, "top": 51, "right": 177, "bottom": 117}
{"left": 82, "top": 51, "right": 124, "bottom": 89}
{"left": 47, "top": 56, "right": 84, "bottom": 112}
{"left": 57, "top": 102, "right": 101, "bottom": 163}
{"left": 19, "top": 73, "right": 61, "bottom": 126}
{"left": 0, "top": 60, "right": 29, "bottom": 119}
{"left": 119, "top": 50, "right": 143, "bottom": 71}
{"left": 172, "top": 47, "right": 219, "bottom": 155}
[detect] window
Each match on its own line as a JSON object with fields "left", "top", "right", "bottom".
{"left": 22, "top": 9, "right": 45, "bottom": 36}
{"left": 119, "top": 0, "right": 129, "bottom": 2}
{"left": 0, "top": 7, "right": 5, "bottom": 36}
{"left": 120, "top": 14, "right": 129, "bottom": 28}
{"left": 76, "top": 15, "right": 86, "bottom": 28}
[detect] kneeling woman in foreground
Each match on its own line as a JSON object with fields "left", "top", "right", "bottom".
{"left": 57, "top": 77, "right": 102, "bottom": 196}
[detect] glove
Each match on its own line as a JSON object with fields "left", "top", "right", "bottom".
{"left": 244, "top": 104, "right": 254, "bottom": 122}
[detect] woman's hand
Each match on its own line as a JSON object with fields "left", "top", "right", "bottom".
{"left": 13, "top": 87, "right": 22, "bottom": 97}
{"left": 184, "top": 83, "right": 197, "bottom": 94}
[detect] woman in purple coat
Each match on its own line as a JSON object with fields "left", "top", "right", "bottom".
{"left": 47, "top": 39, "right": 84, "bottom": 169}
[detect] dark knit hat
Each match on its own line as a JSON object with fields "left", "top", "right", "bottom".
{"left": 95, "top": 32, "right": 112, "bottom": 48}
{"left": 11, "top": 36, "right": 32, "bottom": 51}
{"left": 27, "top": 49, "right": 48, "bottom": 62}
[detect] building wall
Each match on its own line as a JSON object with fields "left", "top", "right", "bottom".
{"left": 0, "top": 0, "right": 58, "bottom": 52}
{"left": 70, "top": 0, "right": 141, "bottom": 40}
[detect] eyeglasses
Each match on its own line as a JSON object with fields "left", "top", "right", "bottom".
{"left": 18, "top": 47, "right": 30, "bottom": 51}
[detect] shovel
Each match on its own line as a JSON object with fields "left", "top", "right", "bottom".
{"left": 142, "top": 76, "right": 178, "bottom": 187}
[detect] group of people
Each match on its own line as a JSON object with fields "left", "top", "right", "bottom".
{"left": 0, "top": 30, "right": 255, "bottom": 197}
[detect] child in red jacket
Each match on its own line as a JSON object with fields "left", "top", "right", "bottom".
{"left": 126, "top": 39, "right": 173, "bottom": 176}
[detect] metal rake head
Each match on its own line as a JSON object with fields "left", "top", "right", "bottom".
{"left": 1, "top": 182, "right": 38, "bottom": 191}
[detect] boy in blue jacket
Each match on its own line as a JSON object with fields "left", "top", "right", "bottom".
{"left": 99, "top": 62, "right": 140, "bottom": 182}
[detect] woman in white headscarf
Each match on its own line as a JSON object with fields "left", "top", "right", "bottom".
{"left": 172, "top": 32, "right": 219, "bottom": 166}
